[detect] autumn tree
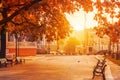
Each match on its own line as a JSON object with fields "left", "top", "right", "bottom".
{"left": 2, "top": 0, "right": 120, "bottom": 56}
{"left": 64, "top": 37, "right": 81, "bottom": 55}
{"left": 0, "top": 0, "right": 94, "bottom": 57}
{"left": 93, "top": 0, "right": 120, "bottom": 54}
{"left": 0, "top": 0, "right": 44, "bottom": 57}
{"left": 0, "top": 0, "right": 93, "bottom": 40}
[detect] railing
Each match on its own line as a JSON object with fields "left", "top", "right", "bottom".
{"left": 6, "top": 42, "right": 37, "bottom": 48}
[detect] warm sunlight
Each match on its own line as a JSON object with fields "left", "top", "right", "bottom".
{"left": 65, "top": 10, "right": 98, "bottom": 31}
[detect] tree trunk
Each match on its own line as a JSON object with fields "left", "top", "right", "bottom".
{"left": 108, "top": 39, "right": 111, "bottom": 55}
{"left": 117, "top": 42, "right": 119, "bottom": 54}
{"left": 0, "top": 29, "right": 6, "bottom": 58}
{"left": 112, "top": 42, "right": 115, "bottom": 53}
{"left": 116, "top": 42, "right": 119, "bottom": 60}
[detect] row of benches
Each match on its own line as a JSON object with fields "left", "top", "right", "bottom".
{"left": 92, "top": 58, "right": 107, "bottom": 80}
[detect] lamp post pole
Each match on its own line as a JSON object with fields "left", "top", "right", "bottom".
{"left": 15, "top": 32, "right": 18, "bottom": 60}
{"left": 84, "top": 11, "right": 87, "bottom": 54}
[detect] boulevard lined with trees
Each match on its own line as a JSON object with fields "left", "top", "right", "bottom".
{"left": 0, "top": 0, "right": 120, "bottom": 59}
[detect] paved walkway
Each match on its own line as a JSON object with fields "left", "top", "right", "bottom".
{"left": 0, "top": 55, "right": 119, "bottom": 80}
{"left": 107, "top": 59, "right": 120, "bottom": 80}
{"left": 96, "top": 55, "right": 120, "bottom": 80}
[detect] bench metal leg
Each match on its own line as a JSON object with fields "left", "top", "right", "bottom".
{"left": 92, "top": 71, "right": 95, "bottom": 79}
{"left": 102, "top": 73, "right": 106, "bottom": 80}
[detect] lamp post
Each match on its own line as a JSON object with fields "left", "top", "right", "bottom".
{"left": 15, "top": 32, "right": 20, "bottom": 60}
{"left": 84, "top": 11, "right": 87, "bottom": 54}
{"left": 55, "top": 29, "right": 59, "bottom": 55}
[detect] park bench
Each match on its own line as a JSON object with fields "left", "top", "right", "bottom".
{"left": 0, "top": 58, "right": 13, "bottom": 68}
{"left": 15, "top": 57, "right": 25, "bottom": 64}
{"left": 6, "top": 53, "right": 16, "bottom": 65}
{"left": 0, "top": 58, "right": 7, "bottom": 68}
{"left": 6, "top": 53, "right": 25, "bottom": 64}
{"left": 92, "top": 59, "right": 107, "bottom": 80}
{"left": 97, "top": 58, "right": 106, "bottom": 67}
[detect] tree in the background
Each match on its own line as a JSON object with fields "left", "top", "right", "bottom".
{"left": 93, "top": 0, "right": 120, "bottom": 54}
{"left": 64, "top": 37, "right": 81, "bottom": 55}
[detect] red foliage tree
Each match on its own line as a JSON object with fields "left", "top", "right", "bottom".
{"left": 0, "top": 0, "right": 93, "bottom": 41}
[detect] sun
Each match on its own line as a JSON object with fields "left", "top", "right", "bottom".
{"left": 65, "top": 10, "right": 98, "bottom": 31}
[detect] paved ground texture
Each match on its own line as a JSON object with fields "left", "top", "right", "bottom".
{"left": 0, "top": 55, "right": 119, "bottom": 80}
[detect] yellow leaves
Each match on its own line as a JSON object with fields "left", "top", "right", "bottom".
{"left": 1, "top": 0, "right": 31, "bottom": 7}
{"left": 64, "top": 37, "right": 80, "bottom": 54}
{"left": 94, "top": 0, "right": 120, "bottom": 43}
{"left": 23, "top": 11, "right": 38, "bottom": 24}
{"left": 0, "top": 0, "right": 120, "bottom": 43}
{"left": 13, "top": 14, "right": 23, "bottom": 24}
{"left": 6, "top": 23, "right": 15, "bottom": 32}
{"left": 80, "top": 0, "right": 93, "bottom": 12}
{"left": 28, "top": 14, "right": 37, "bottom": 23}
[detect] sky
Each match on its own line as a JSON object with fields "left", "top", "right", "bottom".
{"left": 65, "top": 10, "right": 98, "bottom": 31}
{"left": 65, "top": 6, "right": 120, "bottom": 31}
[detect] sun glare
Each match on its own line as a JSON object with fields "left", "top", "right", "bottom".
{"left": 65, "top": 10, "right": 98, "bottom": 31}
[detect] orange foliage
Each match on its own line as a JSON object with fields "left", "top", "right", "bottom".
{"left": 1, "top": 0, "right": 120, "bottom": 42}
{"left": 94, "top": 0, "right": 120, "bottom": 43}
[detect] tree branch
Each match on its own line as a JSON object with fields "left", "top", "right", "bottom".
{"left": 10, "top": 20, "right": 26, "bottom": 25}
{"left": 0, "top": 0, "right": 42, "bottom": 25}
{"left": 21, "top": 14, "right": 40, "bottom": 27}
